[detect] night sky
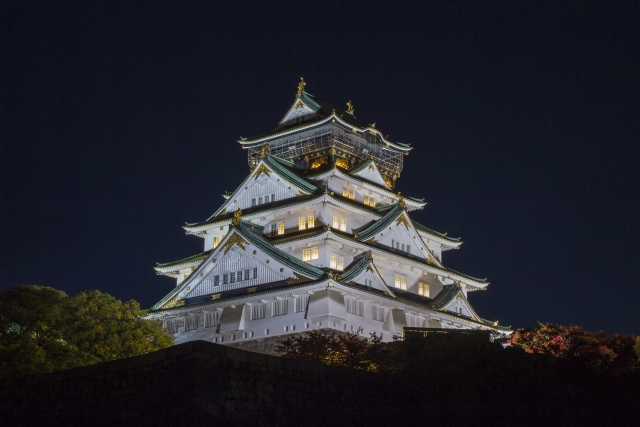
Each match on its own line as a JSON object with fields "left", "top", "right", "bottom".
{"left": 3, "top": 3, "right": 639, "bottom": 335}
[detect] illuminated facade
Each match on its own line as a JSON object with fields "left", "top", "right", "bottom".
{"left": 148, "top": 80, "right": 509, "bottom": 352}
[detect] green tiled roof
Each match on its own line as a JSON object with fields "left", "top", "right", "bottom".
{"left": 338, "top": 252, "right": 372, "bottom": 283}
{"left": 412, "top": 220, "right": 461, "bottom": 242}
{"left": 156, "top": 250, "right": 212, "bottom": 269}
{"left": 263, "top": 153, "right": 318, "bottom": 194}
{"left": 355, "top": 203, "right": 404, "bottom": 241}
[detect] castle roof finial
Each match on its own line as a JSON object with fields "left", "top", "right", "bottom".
{"left": 297, "top": 77, "right": 306, "bottom": 97}
{"left": 397, "top": 192, "right": 406, "bottom": 209}
{"left": 231, "top": 208, "right": 242, "bottom": 227}
{"left": 260, "top": 143, "right": 270, "bottom": 159}
{"left": 346, "top": 100, "right": 354, "bottom": 115}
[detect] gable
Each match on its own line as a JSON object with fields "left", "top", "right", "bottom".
{"left": 220, "top": 164, "right": 307, "bottom": 215}
{"left": 345, "top": 263, "right": 395, "bottom": 296}
{"left": 370, "top": 213, "right": 440, "bottom": 265}
{"left": 279, "top": 99, "right": 318, "bottom": 125}
{"left": 154, "top": 228, "right": 322, "bottom": 310}
{"left": 440, "top": 290, "right": 480, "bottom": 320}
{"left": 350, "top": 161, "right": 391, "bottom": 189}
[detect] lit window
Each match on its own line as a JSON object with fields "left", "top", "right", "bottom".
{"left": 394, "top": 275, "right": 407, "bottom": 290}
{"left": 418, "top": 283, "right": 430, "bottom": 297}
{"left": 299, "top": 216, "right": 306, "bottom": 230}
{"left": 278, "top": 222, "right": 284, "bottom": 235}
{"left": 348, "top": 189, "right": 354, "bottom": 199}
{"left": 339, "top": 218, "right": 346, "bottom": 232}
{"left": 343, "top": 187, "right": 348, "bottom": 197}
{"left": 308, "top": 215, "right": 315, "bottom": 228}
{"left": 330, "top": 254, "right": 344, "bottom": 270}
{"left": 213, "top": 236, "right": 220, "bottom": 248}
{"left": 303, "top": 249, "right": 311, "bottom": 261}
{"left": 333, "top": 216, "right": 339, "bottom": 228}
{"left": 311, "top": 247, "right": 319, "bottom": 260}
{"left": 369, "top": 196, "right": 375, "bottom": 207}
{"left": 364, "top": 195, "right": 369, "bottom": 205}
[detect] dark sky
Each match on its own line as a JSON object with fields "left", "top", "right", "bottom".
{"left": 3, "top": 2, "right": 639, "bottom": 335}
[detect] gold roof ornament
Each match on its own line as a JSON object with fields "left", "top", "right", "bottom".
{"left": 397, "top": 192, "right": 406, "bottom": 209}
{"left": 231, "top": 208, "right": 242, "bottom": 226}
{"left": 371, "top": 123, "right": 376, "bottom": 128}
{"left": 297, "top": 77, "right": 306, "bottom": 96}
{"left": 346, "top": 100, "right": 354, "bottom": 115}
{"left": 260, "top": 143, "right": 270, "bottom": 159}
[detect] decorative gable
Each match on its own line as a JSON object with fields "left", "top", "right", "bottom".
{"left": 343, "top": 262, "right": 395, "bottom": 297}
{"left": 350, "top": 160, "right": 391, "bottom": 189}
{"left": 279, "top": 98, "right": 317, "bottom": 125}
{"left": 154, "top": 227, "right": 323, "bottom": 310}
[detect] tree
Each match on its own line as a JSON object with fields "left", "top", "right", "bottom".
{"left": 275, "top": 329, "right": 391, "bottom": 372}
{"left": 0, "top": 285, "right": 172, "bottom": 378}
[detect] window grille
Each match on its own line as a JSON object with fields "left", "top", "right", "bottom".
{"left": 372, "top": 306, "right": 385, "bottom": 321}
{"left": 230, "top": 272, "right": 236, "bottom": 283}
{"left": 299, "top": 216, "right": 306, "bottom": 230}
{"left": 270, "top": 223, "right": 277, "bottom": 236}
{"left": 278, "top": 222, "right": 285, "bottom": 235}
{"left": 303, "top": 249, "right": 311, "bottom": 261}
{"left": 339, "top": 218, "right": 346, "bottom": 232}
{"left": 369, "top": 196, "right": 375, "bottom": 207}
{"left": 252, "top": 267, "right": 257, "bottom": 278}
{"left": 311, "top": 247, "right": 318, "bottom": 260}
{"left": 346, "top": 299, "right": 365, "bottom": 316}
{"left": 205, "top": 311, "right": 220, "bottom": 327}
{"left": 250, "top": 304, "right": 266, "bottom": 320}
{"left": 406, "top": 314, "right": 424, "bottom": 328}
{"left": 365, "top": 195, "right": 369, "bottom": 205}
{"left": 252, "top": 198, "right": 256, "bottom": 207}
{"left": 348, "top": 189, "right": 354, "bottom": 199}
{"left": 258, "top": 196, "right": 263, "bottom": 204}
{"left": 271, "top": 194, "right": 275, "bottom": 202}
{"left": 165, "top": 320, "right": 179, "bottom": 334}
{"left": 308, "top": 215, "right": 315, "bottom": 228}
{"left": 343, "top": 187, "right": 348, "bottom": 197}
{"left": 295, "top": 295, "right": 310, "bottom": 312}
{"left": 333, "top": 216, "right": 339, "bottom": 228}
{"left": 394, "top": 275, "right": 407, "bottom": 290}
{"left": 245, "top": 269, "right": 250, "bottom": 280}
{"left": 184, "top": 315, "right": 199, "bottom": 331}
{"left": 272, "top": 299, "right": 288, "bottom": 316}
{"left": 401, "top": 244, "right": 405, "bottom": 251}
{"left": 214, "top": 275, "right": 220, "bottom": 286}
{"left": 223, "top": 273, "right": 229, "bottom": 284}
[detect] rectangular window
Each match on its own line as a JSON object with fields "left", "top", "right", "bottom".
{"left": 369, "top": 196, "right": 375, "bottom": 207}
{"left": 270, "top": 223, "right": 277, "bottom": 236}
{"left": 252, "top": 198, "right": 256, "bottom": 207}
{"left": 250, "top": 304, "right": 266, "bottom": 320}
{"left": 204, "top": 311, "right": 220, "bottom": 327}
{"left": 364, "top": 195, "right": 369, "bottom": 205}
{"left": 401, "top": 244, "right": 405, "bottom": 251}
{"left": 394, "top": 274, "right": 407, "bottom": 290}
{"left": 333, "top": 215, "right": 339, "bottom": 228}
{"left": 230, "top": 272, "right": 236, "bottom": 283}
{"left": 237, "top": 270, "right": 244, "bottom": 281}
{"left": 330, "top": 254, "right": 344, "bottom": 270}
{"left": 372, "top": 306, "right": 385, "bottom": 321}
{"left": 391, "top": 239, "right": 395, "bottom": 248}
{"left": 299, "top": 216, "right": 306, "bottom": 230}
{"left": 244, "top": 269, "right": 250, "bottom": 281}
{"left": 407, "top": 245, "right": 411, "bottom": 253}
{"left": 258, "top": 196, "right": 263, "bottom": 204}
{"left": 278, "top": 222, "right": 285, "bottom": 235}
{"left": 418, "top": 283, "right": 430, "bottom": 297}
{"left": 303, "top": 249, "right": 311, "bottom": 261}
{"left": 339, "top": 218, "right": 346, "bottom": 232}
{"left": 348, "top": 189, "right": 354, "bottom": 199}
{"left": 272, "top": 300, "right": 288, "bottom": 316}
{"left": 223, "top": 273, "right": 229, "bottom": 284}
{"left": 214, "top": 275, "right": 220, "bottom": 286}
{"left": 213, "top": 236, "right": 221, "bottom": 248}
{"left": 311, "top": 247, "right": 319, "bottom": 260}
{"left": 346, "top": 299, "right": 365, "bottom": 316}
{"left": 165, "top": 320, "right": 178, "bottom": 334}
{"left": 184, "top": 315, "right": 199, "bottom": 332}
{"left": 308, "top": 215, "right": 315, "bottom": 228}
{"left": 343, "top": 187, "right": 348, "bottom": 197}
{"left": 406, "top": 314, "right": 424, "bottom": 328}
{"left": 252, "top": 267, "right": 258, "bottom": 279}
{"left": 271, "top": 194, "right": 275, "bottom": 202}
{"left": 295, "top": 295, "right": 310, "bottom": 313}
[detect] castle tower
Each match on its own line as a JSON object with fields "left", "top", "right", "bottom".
{"left": 148, "top": 80, "right": 509, "bottom": 352}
